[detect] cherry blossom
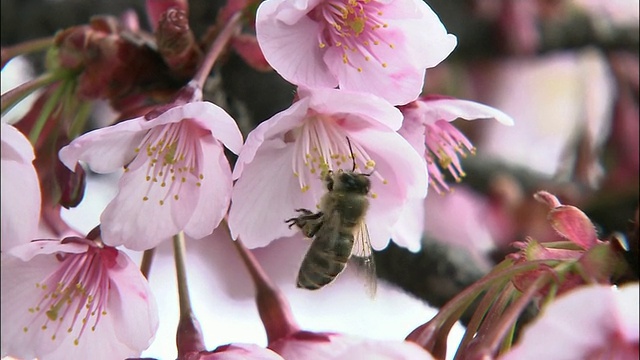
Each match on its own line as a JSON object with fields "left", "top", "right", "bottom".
{"left": 59, "top": 89, "right": 243, "bottom": 250}
{"left": 391, "top": 96, "right": 513, "bottom": 250}
{"left": 500, "top": 283, "right": 639, "bottom": 360}
{"left": 1, "top": 237, "right": 158, "bottom": 360}
{"left": 255, "top": 0, "right": 457, "bottom": 105}
{"left": 228, "top": 87, "right": 428, "bottom": 251}
{"left": 1, "top": 122, "right": 41, "bottom": 251}
{"left": 399, "top": 95, "right": 514, "bottom": 194}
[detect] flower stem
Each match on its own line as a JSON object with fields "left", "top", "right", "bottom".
{"left": 230, "top": 228, "right": 300, "bottom": 344}
{"left": 1, "top": 36, "right": 54, "bottom": 69}
{"left": 140, "top": 248, "right": 156, "bottom": 279}
{"left": 191, "top": 12, "right": 242, "bottom": 89}
{"left": 173, "top": 231, "right": 205, "bottom": 356}
{"left": 1, "top": 71, "right": 61, "bottom": 116}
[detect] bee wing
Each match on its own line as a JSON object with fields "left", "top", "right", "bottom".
{"left": 351, "top": 222, "right": 377, "bottom": 298}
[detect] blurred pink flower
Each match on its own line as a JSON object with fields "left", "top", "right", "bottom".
{"left": 1, "top": 236, "right": 158, "bottom": 360}
{"left": 1, "top": 122, "right": 41, "bottom": 251}
{"left": 399, "top": 95, "right": 514, "bottom": 194}
{"left": 228, "top": 87, "right": 428, "bottom": 251}
{"left": 184, "top": 343, "right": 284, "bottom": 360}
{"left": 270, "top": 331, "right": 434, "bottom": 359}
{"left": 500, "top": 283, "right": 639, "bottom": 360}
{"left": 59, "top": 90, "right": 243, "bottom": 250}
{"left": 255, "top": 0, "right": 457, "bottom": 105}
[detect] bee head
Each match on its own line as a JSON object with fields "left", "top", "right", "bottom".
{"left": 334, "top": 171, "right": 370, "bottom": 194}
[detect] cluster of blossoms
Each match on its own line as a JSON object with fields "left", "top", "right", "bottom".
{"left": 1, "top": 0, "right": 637, "bottom": 359}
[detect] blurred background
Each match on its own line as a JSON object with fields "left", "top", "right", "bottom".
{"left": 2, "top": 0, "right": 638, "bottom": 358}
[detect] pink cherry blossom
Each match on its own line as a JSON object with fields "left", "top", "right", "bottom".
{"left": 59, "top": 94, "right": 243, "bottom": 250}
{"left": 391, "top": 96, "right": 513, "bottom": 250}
{"left": 500, "top": 283, "right": 639, "bottom": 360}
{"left": 228, "top": 87, "right": 428, "bottom": 251}
{"left": 255, "top": 0, "right": 457, "bottom": 105}
{"left": 399, "top": 95, "right": 514, "bottom": 194}
{"left": 1, "top": 122, "right": 41, "bottom": 251}
{"left": 184, "top": 343, "right": 284, "bottom": 360}
{"left": 1, "top": 237, "right": 159, "bottom": 360}
{"left": 270, "top": 331, "right": 435, "bottom": 359}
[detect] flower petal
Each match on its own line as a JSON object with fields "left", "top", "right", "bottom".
{"left": 256, "top": 0, "right": 337, "bottom": 89}
{"left": 549, "top": 206, "right": 598, "bottom": 249}
{"left": 58, "top": 119, "right": 146, "bottom": 173}
{"left": 166, "top": 102, "right": 244, "bottom": 155}
{"left": 301, "top": 87, "right": 404, "bottom": 130}
{"left": 229, "top": 141, "right": 317, "bottom": 248}
{"left": 99, "top": 150, "right": 199, "bottom": 250}
{"left": 1, "top": 157, "right": 41, "bottom": 251}
{"left": 1, "top": 122, "right": 34, "bottom": 163}
{"left": 348, "top": 128, "right": 428, "bottom": 250}
{"left": 418, "top": 98, "right": 515, "bottom": 126}
{"left": 108, "top": 251, "right": 159, "bottom": 352}
{"left": 183, "top": 139, "right": 233, "bottom": 240}
{"left": 232, "top": 98, "right": 311, "bottom": 179}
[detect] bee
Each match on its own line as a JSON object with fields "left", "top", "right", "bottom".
{"left": 285, "top": 139, "right": 377, "bottom": 296}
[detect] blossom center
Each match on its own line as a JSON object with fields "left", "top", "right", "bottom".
{"left": 311, "top": 0, "right": 392, "bottom": 72}
{"left": 290, "top": 115, "right": 386, "bottom": 199}
{"left": 129, "top": 120, "right": 205, "bottom": 206}
{"left": 22, "top": 246, "right": 117, "bottom": 346}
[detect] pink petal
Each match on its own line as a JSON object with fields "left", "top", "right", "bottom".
{"left": 1, "top": 122, "right": 34, "bottom": 163}
{"left": 58, "top": 119, "right": 147, "bottom": 173}
{"left": 183, "top": 140, "right": 233, "bottom": 240}
{"left": 165, "top": 102, "right": 244, "bottom": 154}
{"left": 391, "top": 198, "right": 425, "bottom": 253}
{"left": 108, "top": 251, "right": 159, "bottom": 352}
{"left": 256, "top": 0, "right": 337, "bottom": 89}
{"left": 1, "top": 244, "right": 156, "bottom": 360}
{"left": 1, "top": 157, "right": 41, "bottom": 251}
{"left": 348, "top": 128, "right": 428, "bottom": 250}
{"left": 189, "top": 343, "right": 284, "bottom": 360}
{"left": 228, "top": 142, "right": 318, "bottom": 248}
{"left": 419, "top": 98, "right": 515, "bottom": 126}
{"left": 501, "top": 284, "right": 639, "bottom": 360}
{"left": 300, "top": 87, "right": 404, "bottom": 131}
{"left": 549, "top": 206, "right": 598, "bottom": 249}
{"left": 232, "top": 98, "right": 311, "bottom": 179}
{"left": 323, "top": 35, "right": 426, "bottom": 106}
{"left": 99, "top": 149, "right": 200, "bottom": 250}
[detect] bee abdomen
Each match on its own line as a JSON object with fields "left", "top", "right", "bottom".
{"left": 297, "top": 233, "right": 354, "bottom": 290}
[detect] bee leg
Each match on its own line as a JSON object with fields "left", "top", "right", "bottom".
{"left": 285, "top": 210, "right": 324, "bottom": 238}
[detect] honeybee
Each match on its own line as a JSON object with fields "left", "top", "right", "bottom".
{"left": 285, "top": 139, "right": 377, "bottom": 296}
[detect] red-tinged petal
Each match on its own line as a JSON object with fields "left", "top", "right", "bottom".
{"left": 549, "top": 206, "right": 598, "bottom": 249}
{"left": 183, "top": 140, "right": 232, "bottom": 240}
{"left": 256, "top": 0, "right": 337, "bottom": 89}
{"left": 232, "top": 35, "right": 272, "bottom": 72}
{"left": 229, "top": 142, "right": 317, "bottom": 248}
{"left": 500, "top": 284, "right": 639, "bottom": 360}
{"left": 58, "top": 119, "right": 146, "bottom": 174}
